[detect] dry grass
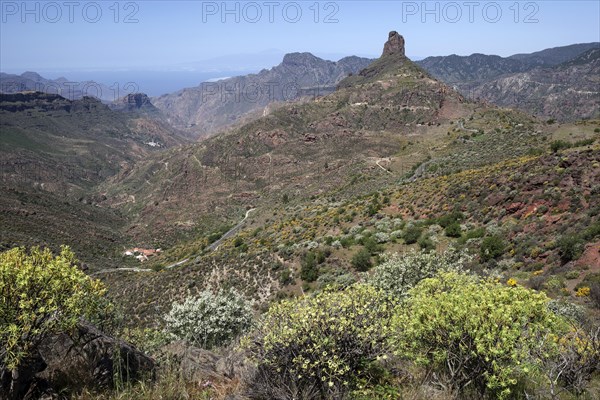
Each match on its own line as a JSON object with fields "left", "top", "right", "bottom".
{"left": 74, "top": 365, "right": 245, "bottom": 400}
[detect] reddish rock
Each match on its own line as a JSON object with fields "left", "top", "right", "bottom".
{"left": 382, "top": 31, "right": 406, "bottom": 57}
{"left": 507, "top": 202, "right": 523, "bottom": 213}
{"left": 486, "top": 193, "right": 505, "bottom": 206}
{"left": 544, "top": 214, "right": 562, "bottom": 224}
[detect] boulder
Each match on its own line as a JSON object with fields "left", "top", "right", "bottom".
{"left": 1, "top": 322, "right": 155, "bottom": 399}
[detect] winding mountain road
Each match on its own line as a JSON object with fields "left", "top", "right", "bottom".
{"left": 90, "top": 267, "right": 152, "bottom": 276}
{"left": 458, "top": 119, "right": 479, "bottom": 133}
{"left": 375, "top": 158, "right": 393, "bottom": 174}
{"left": 208, "top": 208, "right": 256, "bottom": 251}
{"left": 165, "top": 258, "right": 189, "bottom": 269}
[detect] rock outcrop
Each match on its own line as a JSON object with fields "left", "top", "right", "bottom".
{"left": 152, "top": 53, "right": 373, "bottom": 137}
{"left": 0, "top": 322, "right": 155, "bottom": 400}
{"left": 110, "top": 93, "right": 158, "bottom": 112}
{"left": 382, "top": 31, "right": 405, "bottom": 57}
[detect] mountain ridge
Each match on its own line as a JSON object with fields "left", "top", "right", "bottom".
{"left": 151, "top": 52, "right": 374, "bottom": 137}
{"left": 416, "top": 42, "right": 600, "bottom": 121}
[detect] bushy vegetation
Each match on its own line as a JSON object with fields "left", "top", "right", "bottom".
{"left": 551, "top": 138, "right": 596, "bottom": 153}
{"left": 403, "top": 225, "right": 422, "bottom": 244}
{"left": 480, "top": 235, "right": 506, "bottom": 261}
{"left": 557, "top": 234, "right": 584, "bottom": 263}
{"left": 351, "top": 248, "right": 372, "bottom": 271}
{"left": 392, "top": 271, "right": 569, "bottom": 399}
{"left": 444, "top": 221, "right": 462, "bottom": 237}
{"left": 368, "top": 248, "right": 471, "bottom": 299}
{"left": 300, "top": 251, "right": 319, "bottom": 282}
{"left": 0, "top": 246, "right": 107, "bottom": 371}
{"left": 6, "top": 244, "right": 600, "bottom": 399}
{"left": 246, "top": 284, "right": 396, "bottom": 399}
{"left": 164, "top": 289, "right": 253, "bottom": 349}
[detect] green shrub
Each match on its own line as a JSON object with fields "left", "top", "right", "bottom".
{"left": 363, "top": 236, "right": 381, "bottom": 255}
{"left": 352, "top": 248, "right": 373, "bottom": 272}
{"left": 417, "top": 236, "right": 434, "bottom": 252}
{"left": 368, "top": 249, "right": 471, "bottom": 299}
{"left": 233, "top": 236, "right": 244, "bottom": 247}
{"left": 403, "top": 225, "right": 422, "bottom": 244}
{"left": 207, "top": 232, "right": 222, "bottom": 243}
{"left": 480, "top": 235, "right": 505, "bottom": 261}
{"left": 550, "top": 140, "right": 571, "bottom": 153}
{"left": 544, "top": 276, "right": 566, "bottom": 292}
{"left": 437, "top": 211, "right": 464, "bottom": 228}
{"left": 557, "top": 235, "right": 584, "bottom": 263}
{"left": 392, "top": 271, "right": 567, "bottom": 399}
{"left": 582, "top": 220, "right": 600, "bottom": 241}
{"left": 565, "top": 270, "right": 580, "bottom": 280}
{"left": 279, "top": 269, "right": 294, "bottom": 286}
{"left": 339, "top": 236, "right": 354, "bottom": 248}
{"left": 573, "top": 138, "right": 595, "bottom": 147}
{"left": 458, "top": 227, "right": 485, "bottom": 244}
{"left": 300, "top": 251, "right": 319, "bottom": 282}
{"left": 444, "top": 222, "right": 462, "bottom": 237}
{"left": 0, "top": 246, "right": 107, "bottom": 373}
{"left": 246, "top": 285, "right": 396, "bottom": 399}
{"left": 164, "top": 289, "right": 253, "bottom": 349}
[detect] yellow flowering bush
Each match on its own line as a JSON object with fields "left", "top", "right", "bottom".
{"left": 507, "top": 278, "right": 517, "bottom": 287}
{"left": 575, "top": 287, "right": 590, "bottom": 297}
{"left": 0, "top": 246, "right": 107, "bottom": 371}
{"left": 246, "top": 284, "right": 396, "bottom": 399}
{"left": 392, "top": 271, "right": 567, "bottom": 399}
{"left": 538, "top": 324, "right": 600, "bottom": 396}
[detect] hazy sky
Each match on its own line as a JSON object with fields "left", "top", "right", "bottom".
{"left": 1, "top": 0, "right": 599, "bottom": 71}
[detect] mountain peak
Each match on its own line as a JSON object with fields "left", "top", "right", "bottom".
{"left": 382, "top": 31, "right": 405, "bottom": 57}
{"left": 110, "top": 93, "right": 157, "bottom": 112}
{"left": 120, "top": 93, "right": 153, "bottom": 108}
{"left": 281, "top": 52, "right": 322, "bottom": 66}
{"left": 20, "top": 71, "right": 44, "bottom": 81}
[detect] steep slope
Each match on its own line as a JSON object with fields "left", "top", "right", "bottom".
{"left": 473, "top": 48, "right": 600, "bottom": 121}
{"left": 416, "top": 43, "right": 600, "bottom": 121}
{"left": 416, "top": 53, "right": 529, "bottom": 89}
{"left": 108, "top": 139, "right": 599, "bottom": 322}
{"left": 416, "top": 42, "right": 599, "bottom": 90}
{"left": 508, "top": 42, "right": 600, "bottom": 65}
{"left": 151, "top": 53, "right": 373, "bottom": 137}
{"left": 0, "top": 92, "right": 190, "bottom": 269}
{"left": 70, "top": 32, "right": 600, "bottom": 322}
{"left": 101, "top": 32, "right": 474, "bottom": 243}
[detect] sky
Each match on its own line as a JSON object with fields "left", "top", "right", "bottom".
{"left": 1, "top": 0, "right": 599, "bottom": 72}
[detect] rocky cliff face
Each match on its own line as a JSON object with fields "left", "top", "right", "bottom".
{"left": 416, "top": 42, "right": 600, "bottom": 121}
{"left": 151, "top": 53, "right": 373, "bottom": 137}
{"left": 109, "top": 92, "right": 159, "bottom": 113}
{"left": 473, "top": 48, "right": 600, "bottom": 121}
{"left": 382, "top": 31, "right": 405, "bottom": 57}
{"left": 417, "top": 42, "right": 599, "bottom": 88}
{"left": 0, "top": 92, "right": 107, "bottom": 113}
